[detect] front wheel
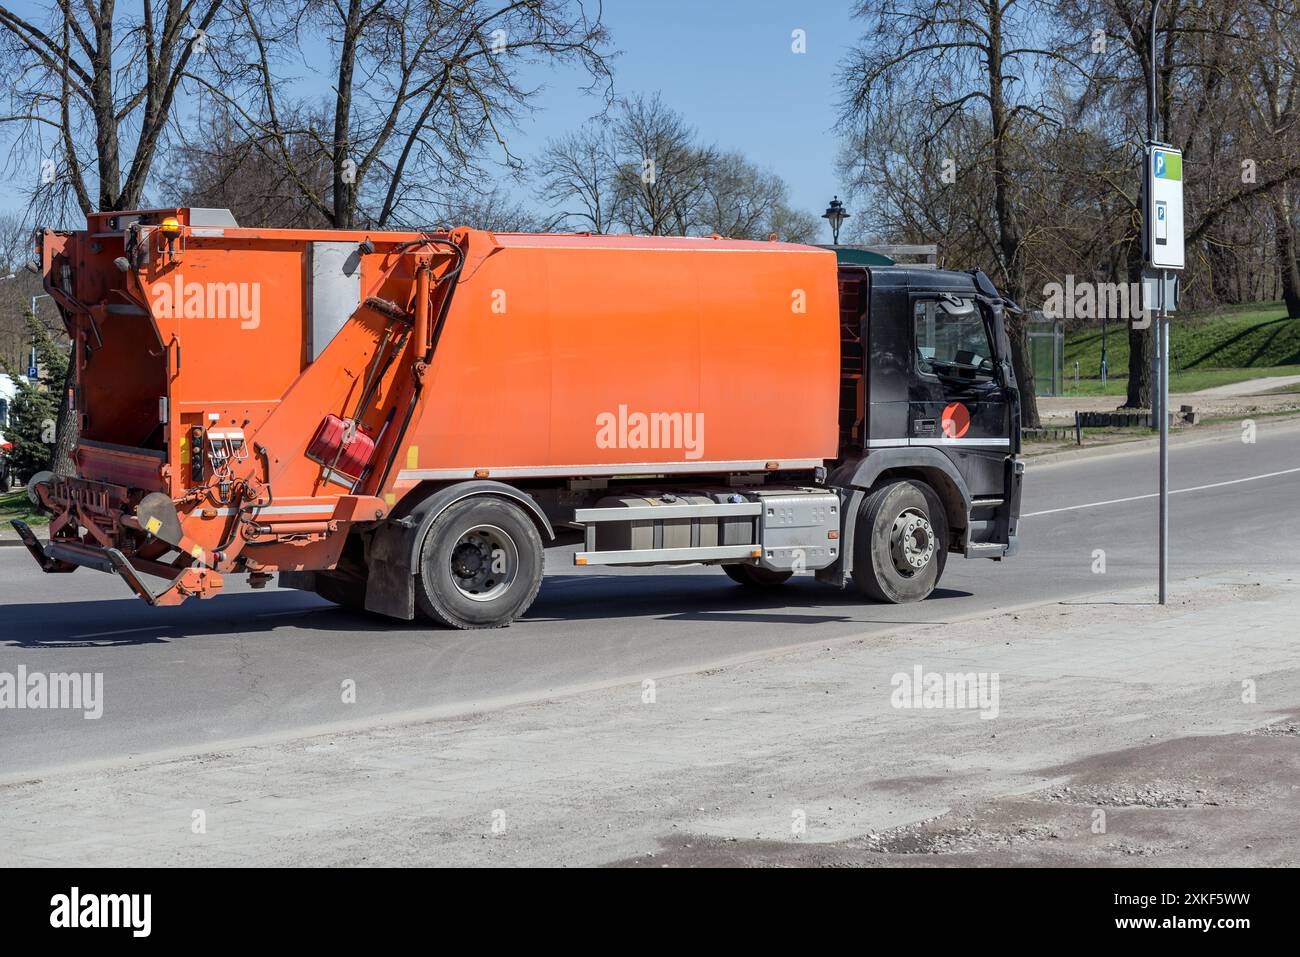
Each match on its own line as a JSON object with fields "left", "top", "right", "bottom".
{"left": 852, "top": 480, "right": 948, "bottom": 603}
{"left": 415, "top": 497, "right": 544, "bottom": 629}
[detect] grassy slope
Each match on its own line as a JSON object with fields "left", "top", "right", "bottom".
{"left": 1061, "top": 301, "right": 1300, "bottom": 396}
{"left": 0, "top": 488, "right": 47, "bottom": 527}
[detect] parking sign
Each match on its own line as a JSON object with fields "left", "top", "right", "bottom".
{"left": 1145, "top": 145, "right": 1184, "bottom": 270}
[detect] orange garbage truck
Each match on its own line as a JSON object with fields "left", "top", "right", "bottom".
{"left": 13, "top": 207, "right": 1024, "bottom": 628}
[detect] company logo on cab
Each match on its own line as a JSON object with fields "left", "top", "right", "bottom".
{"left": 941, "top": 402, "right": 971, "bottom": 439}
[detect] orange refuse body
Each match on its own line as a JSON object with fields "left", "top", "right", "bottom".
{"left": 28, "top": 208, "right": 841, "bottom": 602}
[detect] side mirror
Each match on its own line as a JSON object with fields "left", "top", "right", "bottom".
{"left": 971, "top": 269, "right": 1000, "bottom": 299}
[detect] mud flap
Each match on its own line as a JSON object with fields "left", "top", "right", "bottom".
{"left": 364, "top": 518, "right": 417, "bottom": 619}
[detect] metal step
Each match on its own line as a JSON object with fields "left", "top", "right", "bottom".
{"left": 575, "top": 544, "right": 761, "bottom": 567}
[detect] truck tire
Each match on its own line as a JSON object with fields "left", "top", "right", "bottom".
{"left": 415, "top": 497, "right": 544, "bottom": 629}
{"left": 852, "top": 480, "right": 948, "bottom": 604}
{"left": 723, "top": 564, "right": 793, "bottom": 588}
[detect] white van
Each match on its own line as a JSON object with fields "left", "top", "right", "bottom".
{"left": 0, "top": 371, "right": 16, "bottom": 490}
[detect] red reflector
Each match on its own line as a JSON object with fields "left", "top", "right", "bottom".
{"left": 306, "top": 415, "right": 375, "bottom": 479}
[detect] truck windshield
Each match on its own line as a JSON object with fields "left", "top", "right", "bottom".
{"left": 914, "top": 297, "right": 995, "bottom": 383}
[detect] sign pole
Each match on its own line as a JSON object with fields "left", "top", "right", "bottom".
{"left": 1150, "top": 308, "right": 1161, "bottom": 429}
{"left": 1144, "top": 1, "right": 1180, "bottom": 606}
{"left": 1158, "top": 278, "right": 1169, "bottom": 605}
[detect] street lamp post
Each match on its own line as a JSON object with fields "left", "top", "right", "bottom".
{"left": 822, "top": 196, "right": 850, "bottom": 244}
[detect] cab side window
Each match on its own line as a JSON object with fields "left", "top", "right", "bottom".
{"left": 914, "top": 297, "right": 995, "bottom": 383}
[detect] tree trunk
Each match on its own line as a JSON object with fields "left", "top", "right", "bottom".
{"left": 1124, "top": 323, "right": 1153, "bottom": 409}
{"left": 52, "top": 365, "right": 78, "bottom": 478}
{"left": 1275, "top": 186, "right": 1300, "bottom": 318}
{"left": 331, "top": 0, "right": 363, "bottom": 229}
{"left": 1121, "top": 233, "right": 1152, "bottom": 408}
{"left": 90, "top": 6, "right": 122, "bottom": 210}
{"left": 986, "top": 5, "right": 1039, "bottom": 429}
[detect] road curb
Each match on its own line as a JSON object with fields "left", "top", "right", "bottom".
{"left": 1023, "top": 411, "right": 1300, "bottom": 468}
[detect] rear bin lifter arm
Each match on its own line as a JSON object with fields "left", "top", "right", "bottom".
{"left": 10, "top": 519, "right": 222, "bottom": 605}
{"left": 11, "top": 519, "right": 76, "bottom": 573}
{"left": 103, "top": 549, "right": 223, "bottom": 606}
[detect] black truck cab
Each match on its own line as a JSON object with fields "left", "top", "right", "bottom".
{"left": 825, "top": 264, "right": 1024, "bottom": 585}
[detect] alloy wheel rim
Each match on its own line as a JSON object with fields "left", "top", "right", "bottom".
{"left": 890, "top": 508, "right": 935, "bottom": 575}
{"left": 449, "top": 524, "right": 518, "bottom": 601}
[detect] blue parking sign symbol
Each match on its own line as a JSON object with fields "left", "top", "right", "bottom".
{"left": 1157, "top": 205, "right": 1166, "bottom": 221}
{"left": 27, "top": 366, "right": 38, "bottom": 379}
{"left": 1154, "top": 151, "right": 1165, "bottom": 176}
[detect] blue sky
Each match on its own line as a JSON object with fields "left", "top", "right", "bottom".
{"left": 505, "top": 1, "right": 863, "bottom": 234}
{"left": 2, "top": 1, "right": 865, "bottom": 236}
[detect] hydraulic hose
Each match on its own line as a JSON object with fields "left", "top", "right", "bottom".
{"left": 371, "top": 234, "right": 466, "bottom": 492}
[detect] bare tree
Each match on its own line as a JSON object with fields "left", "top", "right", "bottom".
{"left": 696, "top": 151, "right": 818, "bottom": 242}
{"left": 0, "top": 0, "right": 228, "bottom": 219}
{"left": 196, "top": 0, "right": 613, "bottom": 229}
{"left": 696, "top": 152, "right": 784, "bottom": 238}
{"left": 0, "top": 212, "right": 40, "bottom": 371}
{"left": 537, "top": 123, "right": 616, "bottom": 232}
{"left": 840, "top": 0, "right": 1066, "bottom": 427}
{"left": 1060, "top": 0, "right": 1300, "bottom": 403}
{"left": 432, "top": 187, "right": 545, "bottom": 232}
{"left": 539, "top": 97, "right": 817, "bottom": 241}
{"left": 1236, "top": 0, "right": 1300, "bottom": 316}
{"left": 169, "top": 102, "right": 335, "bottom": 228}
{"left": 610, "top": 94, "right": 717, "bottom": 236}
{"left": 0, "top": 210, "right": 30, "bottom": 269}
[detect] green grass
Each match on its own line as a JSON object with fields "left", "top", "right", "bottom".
{"left": 0, "top": 488, "right": 47, "bottom": 527}
{"left": 1060, "top": 300, "right": 1300, "bottom": 396}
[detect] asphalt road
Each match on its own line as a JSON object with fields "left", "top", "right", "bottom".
{"left": 3, "top": 420, "right": 1299, "bottom": 775}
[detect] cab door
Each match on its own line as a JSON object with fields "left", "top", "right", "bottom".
{"left": 908, "top": 293, "right": 1011, "bottom": 496}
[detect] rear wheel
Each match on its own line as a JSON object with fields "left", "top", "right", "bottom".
{"left": 415, "top": 497, "right": 544, "bottom": 629}
{"left": 723, "top": 564, "right": 793, "bottom": 588}
{"left": 852, "top": 480, "right": 948, "bottom": 603}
